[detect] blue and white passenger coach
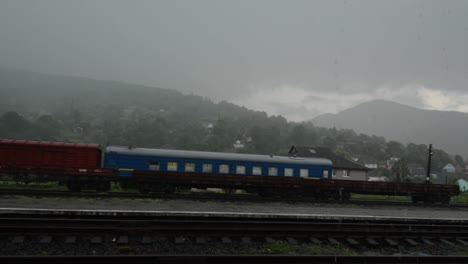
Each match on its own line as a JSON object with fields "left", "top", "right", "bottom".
{"left": 104, "top": 146, "right": 333, "bottom": 179}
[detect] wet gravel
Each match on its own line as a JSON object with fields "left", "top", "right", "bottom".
{"left": 0, "top": 195, "right": 467, "bottom": 220}
{"left": 0, "top": 233, "right": 465, "bottom": 256}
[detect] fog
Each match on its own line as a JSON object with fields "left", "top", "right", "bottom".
{"left": 1, "top": 0, "right": 468, "bottom": 120}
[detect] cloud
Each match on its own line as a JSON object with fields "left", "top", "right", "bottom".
{"left": 417, "top": 88, "right": 468, "bottom": 112}
{"left": 232, "top": 84, "right": 468, "bottom": 122}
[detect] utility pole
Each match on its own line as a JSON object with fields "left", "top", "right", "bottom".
{"left": 426, "top": 144, "right": 434, "bottom": 183}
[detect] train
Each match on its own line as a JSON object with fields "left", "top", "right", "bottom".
{"left": 0, "top": 138, "right": 461, "bottom": 203}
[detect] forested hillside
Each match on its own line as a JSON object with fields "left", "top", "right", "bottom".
{"left": 0, "top": 69, "right": 461, "bottom": 174}
{"left": 313, "top": 100, "right": 468, "bottom": 157}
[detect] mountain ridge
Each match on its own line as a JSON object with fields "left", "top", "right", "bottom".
{"left": 312, "top": 100, "right": 468, "bottom": 157}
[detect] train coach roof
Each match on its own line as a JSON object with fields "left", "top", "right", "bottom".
{"left": 106, "top": 146, "right": 332, "bottom": 166}
{"left": 0, "top": 139, "right": 100, "bottom": 149}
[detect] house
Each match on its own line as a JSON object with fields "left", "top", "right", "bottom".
{"left": 457, "top": 179, "right": 468, "bottom": 192}
{"left": 443, "top": 163, "right": 456, "bottom": 174}
{"left": 407, "top": 163, "right": 426, "bottom": 177}
{"left": 288, "top": 146, "right": 370, "bottom": 181}
{"left": 368, "top": 176, "right": 388, "bottom": 182}
{"left": 365, "top": 163, "right": 378, "bottom": 169}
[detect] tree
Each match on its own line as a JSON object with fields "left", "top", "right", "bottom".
{"left": 454, "top": 155, "right": 464, "bottom": 167}
{"left": 290, "top": 125, "right": 308, "bottom": 146}
{"left": 385, "top": 141, "right": 405, "bottom": 158}
{"left": 391, "top": 159, "right": 409, "bottom": 182}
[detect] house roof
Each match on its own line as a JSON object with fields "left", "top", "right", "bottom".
{"left": 288, "top": 146, "right": 370, "bottom": 171}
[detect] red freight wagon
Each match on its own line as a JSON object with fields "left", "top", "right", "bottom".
{"left": 0, "top": 139, "right": 102, "bottom": 169}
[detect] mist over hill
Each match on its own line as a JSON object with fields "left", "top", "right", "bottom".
{"left": 312, "top": 100, "right": 468, "bottom": 157}
{"left": 0, "top": 68, "right": 461, "bottom": 175}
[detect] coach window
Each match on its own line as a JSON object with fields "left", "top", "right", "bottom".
{"left": 219, "top": 164, "right": 229, "bottom": 174}
{"left": 149, "top": 161, "right": 160, "bottom": 171}
{"left": 236, "top": 165, "right": 246, "bottom": 175}
{"left": 300, "top": 168, "right": 309, "bottom": 177}
{"left": 167, "top": 162, "right": 178, "bottom": 171}
{"left": 284, "top": 168, "right": 293, "bottom": 177}
{"left": 202, "top": 163, "right": 212, "bottom": 173}
{"left": 332, "top": 170, "right": 336, "bottom": 177}
{"left": 185, "top": 162, "right": 195, "bottom": 172}
{"left": 323, "top": 170, "right": 329, "bottom": 178}
{"left": 252, "top": 166, "right": 262, "bottom": 175}
{"left": 268, "top": 167, "right": 278, "bottom": 176}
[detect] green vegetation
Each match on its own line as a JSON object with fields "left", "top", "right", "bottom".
{"left": 217, "top": 243, "right": 358, "bottom": 255}
{"left": 0, "top": 69, "right": 463, "bottom": 182}
{"left": 351, "top": 194, "right": 410, "bottom": 201}
{"left": 449, "top": 245, "right": 468, "bottom": 255}
{"left": 0, "top": 181, "right": 66, "bottom": 191}
{"left": 453, "top": 193, "right": 468, "bottom": 203}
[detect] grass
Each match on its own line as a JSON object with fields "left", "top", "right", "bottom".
{"left": 0, "top": 181, "right": 67, "bottom": 191}
{"left": 351, "top": 193, "right": 410, "bottom": 201}
{"left": 218, "top": 243, "right": 359, "bottom": 255}
{"left": 453, "top": 193, "right": 468, "bottom": 203}
{"left": 449, "top": 245, "right": 468, "bottom": 255}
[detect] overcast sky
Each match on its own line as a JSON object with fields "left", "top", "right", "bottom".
{"left": 1, "top": 0, "right": 468, "bottom": 121}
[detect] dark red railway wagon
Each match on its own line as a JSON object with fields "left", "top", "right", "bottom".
{"left": 0, "top": 139, "right": 101, "bottom": 169}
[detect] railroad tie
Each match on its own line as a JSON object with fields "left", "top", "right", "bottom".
{"left": 440, "top": 239, "right": 455, "bottom": 246}
{"left": 221, "top": 237, "right": 232, "bottom": 244}
{"left": 118, "top": 236, "right": 129, "bottom": 244}
{"left": 175, "top": 236, "right": 186, "bottom": 244}
{"left": 241, "top": 237, "right": 252, "bottom": 244}
{"left": 11, "top": 236, "right": 24, "bottom": 244}
{"left": 91, "top": 236, "right": 102, "bottom": 244}
{"left": 39, "top": 236, "right": 52, "bottom": 244}
{"left": 65, "top": 236, "right": 76, "bottom": 244}
{"left": 405, "top": 238, "right": 419, "bottom": 246}
{"left": 328, "top": 238, "right": 340, "bottom": 245}
{"left": 456, "top": 239, "right": 468, "bottom": 246}
{"left": 422, "top": 239, "right": 435, "bottom": 246}
{"left": 286, "top": 237, "right": 298, "bottom": 245}
{"left": 366, "top": 238, "right": 379, "bottom": 246}
{"left": 385, "top": 238, "right": 398, "bottom": 246}
{"left": 141, "top": 236, "right": 153, "bottom": 244}
{"left": 346, "top": 238, "right": 359, "bottom": 246}
{"left": 196, "top": 237, "right": 207, "bottom": 244}
{"left": 309, "top": 237, "right": 322, "bottom": 244}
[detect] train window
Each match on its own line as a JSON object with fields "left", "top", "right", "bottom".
{"left": 219, "top": 164, "right": 229, "bottom": 174}
{"left": 268, "top": 167, "right": 278, "bottom": 176}
{"left": 284, "top": 168, "right": 293, "bottom": 177}
{"left": 252, "top": 166, "right": 262, "bottom": 175}
{"left": 202, "top": 163, "right": 212, "bottom": 173}
{"left": 300, "top": 169, "right": 309, "bottom": 177}
{"left": 343, "top": 170, "right": 350, "bottom": 177}
{"left": 167, "top": 162, "right": 178, "bottom": 171}
{"left": 236, "top": 165, "right": 246, "bottom": 175}
{"left": 332, "top": 170, "right": 336, "bottom": 177}
{"left": 149, "top": 161, "right": 160, "bottom": 171}
{"left": 323, "top": 170, "right": 329, "bottom": 178}
{"left": 185, "top": 162, "right": 195, "bottom": 172}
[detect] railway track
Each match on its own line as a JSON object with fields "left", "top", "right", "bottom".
{"left": 1, "top": 212, "right": 468, "bottom": 256}
{"left": 2, "top": 255, "right": 468, "bottom": 264}
{"left": 0, "top": 188, "right": 467, "bottom": 208}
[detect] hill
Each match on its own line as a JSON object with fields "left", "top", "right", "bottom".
{"left": 0, "top": 68, "right": 460, "bottom": 174}
{"left": 312, "top": 100, "right": 468, "bottom": 157}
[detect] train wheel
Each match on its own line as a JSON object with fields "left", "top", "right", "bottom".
{"left": 163, "top": 184, "right": 175, "bottom": 194}
{"left": 67, "top": 182, "right": 82, "bottom": 192}
{"left": 96, "top": 182, "right": 111, "bottom": 192}
{"left": 423, "top": 196, "right": 435, "bottom": 204}
{"left": 440, "top": 194, "right": 451, "bottom": 204}
{"left": 341, "top": 191, "right": 351, "bottom": 201}
{"left": 138, "top": 184, "right": 150, "bottom": 194}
